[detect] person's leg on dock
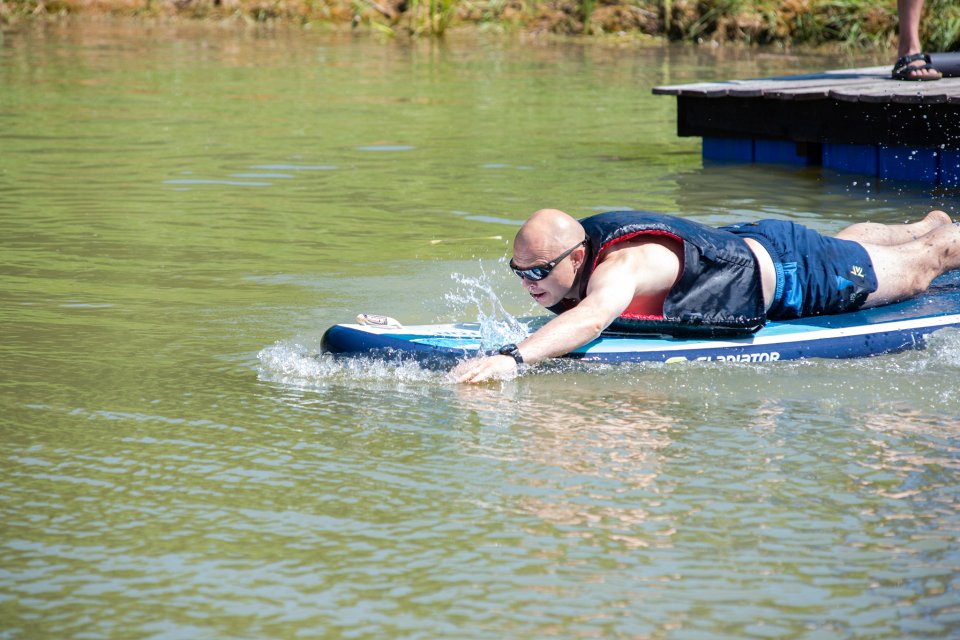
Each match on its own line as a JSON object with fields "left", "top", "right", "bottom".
{"left": 835, "top": 210, "right": 952, "bottom": 245}
{"left": 858, "top": 220, "right": 960, "bottom": 307}
{"left": 892, "top": 0, "right": 942, "bottom": 81}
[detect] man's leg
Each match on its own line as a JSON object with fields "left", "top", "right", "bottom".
{"left": 893, "top": 0, "right": 941, "bottom": 80}
{"left": 835, "top": 210, "right": 951, "bottom": 245}
{"left": 899, "top": 0, "right": 924, "bottom": 59}
{"left": 861, "top": 222, "right": 960, "bottom": 307}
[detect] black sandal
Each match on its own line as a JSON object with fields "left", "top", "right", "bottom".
{"left": 892, "top": 52, "right": 943, "bottom": 81}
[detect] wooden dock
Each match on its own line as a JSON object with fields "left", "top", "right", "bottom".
{"left": 653, "top": 66, "right": 960, "bottom": 185}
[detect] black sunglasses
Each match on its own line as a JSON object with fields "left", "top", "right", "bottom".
{"left": 509, "top": 239, "right": 586, "bottom": 281}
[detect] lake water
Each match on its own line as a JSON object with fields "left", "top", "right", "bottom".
{"left": 2, "top": 18, "right": 960, "bottom": 639}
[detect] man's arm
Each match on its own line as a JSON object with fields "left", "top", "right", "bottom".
{"left": 451, "top": 247, "right": 670, "bottom": 383}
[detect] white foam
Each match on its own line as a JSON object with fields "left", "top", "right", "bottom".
{"left": 256, "top": 341, "right": 441, "bottom": 387}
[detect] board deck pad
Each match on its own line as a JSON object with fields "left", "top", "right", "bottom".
{"left": 321, "top": 272, "right": 960, "bottom": 365}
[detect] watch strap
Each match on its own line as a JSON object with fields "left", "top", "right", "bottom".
{"left": 497, "top": 343, "right": 524, "bottom": 365}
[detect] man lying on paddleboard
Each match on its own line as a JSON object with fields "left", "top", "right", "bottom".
{"left": 452, "top": 208, "right": 960, "bottom": 383}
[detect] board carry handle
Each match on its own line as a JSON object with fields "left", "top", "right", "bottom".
{"left": 356, "top": 313, "right": 404, "bottom": 329}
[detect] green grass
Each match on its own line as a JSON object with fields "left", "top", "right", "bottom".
{"left": 1, "top": 0, "right": 958, "bottom": 50}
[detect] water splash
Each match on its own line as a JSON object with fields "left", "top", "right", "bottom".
{"left": 446, "top": 262, "right": 530, "bottom": 351}
{"left": 895, "top": 327, "right": 960, "bottom": 374}
{"left": 257, "top": 261, "right": 534, "bottom": 387}
{"left": 256, "top": 341, "right": 441, "bottom": 387}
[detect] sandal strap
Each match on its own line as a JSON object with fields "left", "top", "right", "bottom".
{"left": 891, "top": 52, "right": 942, "bottom": 80}
{"left": 893, "top": 52, "right": 932, "bottom": 72}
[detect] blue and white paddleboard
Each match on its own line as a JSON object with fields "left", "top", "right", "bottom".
{"left": 321, "top": 272, "right": 960, "bottom": 365}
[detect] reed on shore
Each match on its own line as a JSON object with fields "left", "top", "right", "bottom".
{"left": 2, "top": 0, "right": 958, "bottom": 50}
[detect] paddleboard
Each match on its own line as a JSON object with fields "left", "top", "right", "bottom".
{"left": 321, "top": 272, "right": 960, "bottom": 365}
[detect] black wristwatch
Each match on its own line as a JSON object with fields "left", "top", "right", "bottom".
{"left": 498, "top": 343, "right": 524, "bottom": 365}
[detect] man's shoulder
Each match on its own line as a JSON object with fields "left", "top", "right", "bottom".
{"left": 581, "top": 210, "right": 674, "bottom": 226}
{"left": 594, "top": 237, "right": 683, "bottom": 282}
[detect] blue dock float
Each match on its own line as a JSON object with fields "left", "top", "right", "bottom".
{"left": 653, "top": 66, "right": 960, "bottom": 186}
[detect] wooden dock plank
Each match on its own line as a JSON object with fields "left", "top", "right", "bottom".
{"left": 654, "top": 67, "right": 960, "bottom": 104}
{"left": 727, "top": 74, "right": 883, "bottom": 99}
{"left": 652, "top": 67, "right": 885, "bottom": 97}
{"left": 761, "top": 70, "right": 895, "bottom": 100}
{"left": 830, "top": 79, "right": 960, "bottom": 104}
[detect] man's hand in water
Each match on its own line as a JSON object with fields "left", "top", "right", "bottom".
{"left": 451, "top": 355, "right": 518, "bottom": 384}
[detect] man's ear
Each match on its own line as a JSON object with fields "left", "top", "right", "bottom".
{"left": 572, "top": 245, "right": 587, "bottom": 269}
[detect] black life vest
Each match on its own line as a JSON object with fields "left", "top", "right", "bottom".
{"left": 547, "top": 211, "right": 766, "bottom": 337}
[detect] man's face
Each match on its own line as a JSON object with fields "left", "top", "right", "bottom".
{"left": 510, "top": 239, "right": 583, "bottom": 308}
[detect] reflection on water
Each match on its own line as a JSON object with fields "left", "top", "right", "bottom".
{"left": 3, "top": 18, "right": 960, "bottom": 640}
{"left": 254, "top": 338, "right": 960, "bottom": 635}
{"left": 672, "top": 163, "right": 958, "bottom": 229}
{"left": 255, "top": 302, "right": 960, "bottom": 636}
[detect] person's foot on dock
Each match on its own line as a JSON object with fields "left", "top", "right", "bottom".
{"left": 892, "top": 53, "right": 942, "bottom": 81}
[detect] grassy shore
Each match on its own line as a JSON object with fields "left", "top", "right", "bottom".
{"left": 2, "top": 0, "right": 958, "bottom": 50}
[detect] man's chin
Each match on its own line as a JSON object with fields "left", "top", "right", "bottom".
{"left": 530, "top": 292, "right": 555, "bottom": 307}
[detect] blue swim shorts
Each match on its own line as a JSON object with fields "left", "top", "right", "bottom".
{"left": 719, "top": 219, "right": 878, "bottom": 320}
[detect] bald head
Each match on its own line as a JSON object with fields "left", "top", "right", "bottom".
{"left": 514, "top": 209, "right": 585, "bottom": 259}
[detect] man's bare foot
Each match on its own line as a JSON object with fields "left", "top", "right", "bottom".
{"left": 925, "top": 210, "right": 953, "bottom": 227}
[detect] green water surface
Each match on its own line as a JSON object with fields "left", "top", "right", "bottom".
{"left": 2, "top": 18, "right": 960, "bottom": 639}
